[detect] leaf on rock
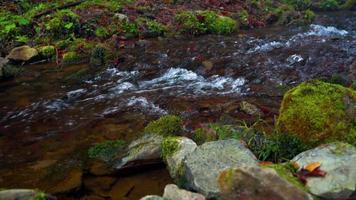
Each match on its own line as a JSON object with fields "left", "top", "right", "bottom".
{"left": 304, "top": 162, "right": 321, "bottom": 172}
{"left": 294, "top": 162, "right": 326, "bottom": 185}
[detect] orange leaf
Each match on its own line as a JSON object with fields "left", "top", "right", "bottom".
{"left": 259, "top": 161, "right": 274, "bottom": 166}
{"left": 304, "top": 162, "right": 321, "bottom": 172}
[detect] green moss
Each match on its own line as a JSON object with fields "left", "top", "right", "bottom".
{"left": 62, "top": 51, "right": 81, "bottom": 65}
{"left": 30, "top": 192, "right": 46, "bottom": 200}
{"left": 44, "top": 9, "right": 79, "bottom": 39}
{"left": 340, "top": 0, "right": 356, "bottom": 9}
{"left": 265, "top": 163, "right": 307, "bottom": 192}
{"left": 284, "top": 0, "right": 312, "bottom": 10}
{"left": 161, "top": 136, "right": 180, "bottom": 159}
{"left": 38, "top": 45, "right": 56, "bottom": 58}
{"left": 207, "top": 14, "right": 237, "bottom": 35}
{"left": 238, "top": 10, "right": 249, "bottom": 27}
{"left": 122, "top": 21, "right": 139, "bottom": 38}
{"left": 192, "top": 124, "right": 239, "bottom": 145}
{"left": 145, "top": 20, "right": 166, "bottom": 37}
{"left": 144, "top": 115, "right": 183, "bottom": 136}
{"left": 95, "top": 27, "right": 110, "bottom": 39}
{"left": 90, "top": 44, "right": 110, "bottom": 67}
{"left": 303, "top": 9, "right": 316, "bottom": 22}
{"left": 277, "top": 80, "right": 356, "bottom": 146}
{"left": 88, "top": 139, "right": 126, "bottom": 161}
{"left": 175, "top": 11, "right": 207, "bottom": 35}
{"left": 319, "top": 0, "right": 340, "bottom": 10}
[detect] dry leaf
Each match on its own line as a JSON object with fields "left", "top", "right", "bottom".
{"left": 304, "top": 162, "right": 321, "bottom": 172}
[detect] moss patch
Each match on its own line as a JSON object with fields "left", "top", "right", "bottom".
{"left": 144, "top": 115, "right": 183, "bottom": 136}
{"left": 88, "top": 140, "right": 126, "bottom": 161}
{"left": 161, "top": 136, "right": 180, "bottom": 159}
{"left": 277, "top": 80, "right": 356, "bottom": 146}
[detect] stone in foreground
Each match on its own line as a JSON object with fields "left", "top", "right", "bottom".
{"left": 140, "top": 195, "right": 164, "bottom": 200}
{"left": 219, "top": 166, "right": 313, "bottom": 200}
{"left": 182, "top": 139, "right": 258, "bottom": 198}
{"left": 0, "top": 189, "right": 55, "bottom": 200}
{"left": 292, "top": 142, "right": 356, "bottom": 199}
{"left": 163, "top": 184, "right": 206, "bottom": 200}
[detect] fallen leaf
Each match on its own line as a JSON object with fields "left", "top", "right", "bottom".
{"left": 304, "top": 162, "right": 321, "bottom": 172}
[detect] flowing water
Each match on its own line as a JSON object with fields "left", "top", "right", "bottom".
{"left": 0, "top": 11, "right": 355, "bottom": 199}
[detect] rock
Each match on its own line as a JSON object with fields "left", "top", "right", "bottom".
{"left": 182, "top": 139, "right": 258, "bottom": 198}
{"left": 277, "top": 80, "right": 356, "bottom": 146}
{"left": 0, "top": 57, "right": 9, "bottom": 77}
{"left": 240, "top": 101, "right": 263, "bottom": 116}
{"left": 140, "top": 195, "right": 164, "bottom": 200}
{"left": 114, "top": 13, "right": 128, "bottom": 22}
{"left": 6, "top": 45, "right": 38, "bottom": 61}
{"left": 291, "top": 142, "right": 356, "bottom": 199}
{"left": 50, "top": 169, "right": 82, "bottom": 194}
{"left": 162, "top": 137, "right": 197, "bottom": 180}
{"left": 113, "top": 134, "right": 163, "bottom": 170}
{"left": 163, "top": 184, "right": 206, "bottom": 200}
{"left": 219, "top": 166, "right": 312, "bottom": 200}
{"left": 202, "top": 60, "right": 214, "bottom": 71}
{"left": 0, "top": 189, "right": 55, "bottom": 200}
{"left": 83, "top": 176, "right": 116, "bottom": 196}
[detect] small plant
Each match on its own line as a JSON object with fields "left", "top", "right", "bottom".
{"left": 238, "top": 10, "right": 249, "bottom": 27}
{"left": 285, "top": 0, "right": 312, "bottom": 10}
{"left": 122, "top": 21, "right": 139, "bottom": 38}
{"left": 88, "top": 140, "right": 126, "bottom": 161}
{"left": 144, "top": 115, "right": 183, "bottom": 136}
{"left": 146, "top": 20, "right": 166, "bottom": 37}
{"left": 15, "top": 35, "right": 30, "bottom": 43}
{"left": 303, "top": 9, "right": 316, "bottom": 22}
{"left": 38, "top": 46, "right": 55, "bottom": 58}
{"left": 95, "top": 27, "right": 110, "bottom": 39}
{"left": 319, "top": 0, "right": 340, "bottom": 10}
{"left": 161, "top": 136, "right": 180, "bottom": 159}
{"left": 175, "top": 11, "right": 207, "bottom": 35}
{"left": 61, "top": 51, "right": 80, "bottom": 65}
{"left": 30, "top": 192, "right": 46, "bottom": 200}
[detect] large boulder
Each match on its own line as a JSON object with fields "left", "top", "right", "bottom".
{"left": 277, "top": 80, "right": 356, "bottom": 146}
{"left": 113, "top": 134, "right": 163, "bottom": 170}
{"left": 162, "top": 137, "right": 197, "bottom": 180}
{"left": 163, "top": 184, "right": 206, "bottom": 200}
{"left": 6, "top": 45, "right": 38, "bottom": 61}
{"left": 182, "top": 139, "right": 258, "bottom": 198}
{"left": 218, "top": 166, "right": 313, "bottom": 200}
{"left": 0, "top": 189, "right": 55, "bottom": 200}
{"left": 140, "top": 195, "right": 164, "bottom": 200}
{"left": 292, "top": 142, "right": 356, "bottom": 199}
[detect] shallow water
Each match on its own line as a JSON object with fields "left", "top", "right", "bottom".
{"left": 0, "top": 11, "right": 355, "bottom": 199}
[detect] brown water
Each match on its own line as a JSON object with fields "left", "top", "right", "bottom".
{"left": 0, "top": 11, "right": 355, "bottom": 199}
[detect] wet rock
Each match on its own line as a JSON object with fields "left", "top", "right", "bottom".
{"left": 182, "top": 139, "right": 258, "bottom": 198}
{"left": 0, "top": 57, "right": 8, "bottom": 77}
{"left": 240, "top": 101, "right": 263, "bottom": 116}
{"left": 0, "top": 189, "right": 56, "bottom": 200}
{"left": 89, "top": 161, "right": 113, "bottom": 176}
{"left": 219, "top": 166, "right": 312, "bottom": 200}
{"left": 114, "top": 13, "right": 128, "bottom": 22}
{"left": 163, "top": 184, "right": 206, "bottom": 200}
{"left": 83, "top": 176, "right": 116, "bottom": 196}
{"left": 6, "top": 45, "right": 38, "bottom": 61}
{"left": 162, "top": 137, "right": 197, "bottom": 180}
{"left": 202, "top": 60, "right": 214, "bottom": 71}
{"left": 291, "top": 142, "right": 356, "bottom": 199}
{"left": 50, "top": 169, "right": 83, "bottom": 194}
{"left": 277, "top": 80, "right": 356, "bottom": 146}
{"left": 113, "top": 134, "right": 163, "bottom": 171}
{"left": 140, "top": 195, "right": 164, "bottom": 200}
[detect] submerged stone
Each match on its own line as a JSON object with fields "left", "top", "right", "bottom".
{"left": 0, "top": 189, "right": 55, "bottom": 200}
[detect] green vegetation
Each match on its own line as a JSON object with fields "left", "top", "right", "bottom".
{"left": 30, "top": 192, "right": 46, "bottom": 200}
{"left": 90, "top": 44, "right": 110, "bottom": 66}
{"left": 38, "top": 45, "right": 56, "bottom": 58}
{"left": 88, "top": 139, "right": 126, "bottom": 161}
{"left": 319, "top": 0, "right": 340, "bottom": 10}
{"left": 144, "top": 115, "right": 183, "bottom": 136}
{"left": 161, "top": 136, "right": 180, "bottom": 159}
{"left": 278, "top": 80, "right": 356, "bottom": 146}
{"left": 61, "top": 51, "right": 81, "bottom": 65}
{"left": 175, "top": 11, "right": 237, "bottom": 35}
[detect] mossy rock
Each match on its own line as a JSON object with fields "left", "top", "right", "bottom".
{"left": 61, "top": 51, "right": 82, "bottom": 65}
{"left": 144, "top": 115, "right": 183, "bottom": 136}
{"left": 277, "top": 80, "right": 356, "bottom": 146}
{"left": 38, "top": 45, "right": 55, "bottom": 59}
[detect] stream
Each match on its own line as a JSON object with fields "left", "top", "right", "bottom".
{"left": 0, "top": 11, "right": 355, "bottom": 199}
